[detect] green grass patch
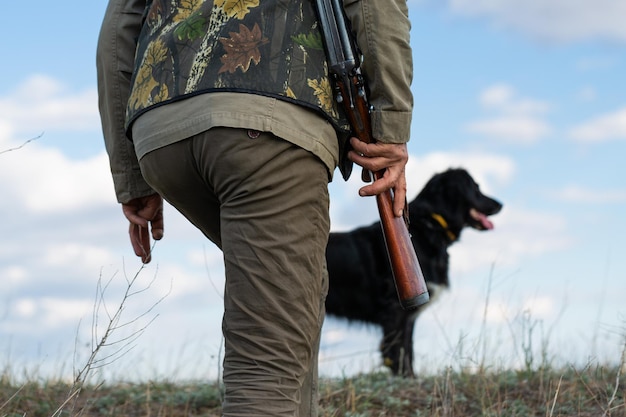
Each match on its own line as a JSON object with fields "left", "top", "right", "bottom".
{"left": 2, "top": 365, "right": 624, "bottom": 416}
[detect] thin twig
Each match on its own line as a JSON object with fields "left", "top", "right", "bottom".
{"left": 60, "top": 254, "right": 170, "bottom": 416}
{"left": 0, "top": 383, "right": 25, "bottom": 410}
{"left": 548, "top": 374, "right": 563, "bottom": 417}
{"left": 50, "top": 387, "right": 82, "bottom": 417}
{"left": 602, "top": 337, "right": 626, "bottom": 417}
{"left": 572, "top": 362, "right": 606, "bottom": 413}
{"left": 479, "top": 263, "right": 495, "bottom": 370}
{"left": 0, "top": 134, "right": 43, "bottom": 156}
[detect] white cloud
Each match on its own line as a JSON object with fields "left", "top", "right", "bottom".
{"left": 466, "top": 84, "right": 551, "bottom": 144}
{"left": 576, "top": 57, "right": 618, "bottom": 73}
{"left": 0, "top": 266, "right": 29, "bottom": 296}
{"left": 42, "top": 243, "right": 117, "bottom": 271}
{"left": 569, "top": 107, "right": 626, "bottom": 143}
{"left": 449, "top": 206, "right": 572, "bottom": 275}
{"left": 3, "top": 266, "right": 28, "bottom": 282}
{"left": 447, "top": 0, "right": 626, "bottom": 43}
{"left": 553, "top": 185, "right": 626, "bottom": 204}
{"left": 522, "top": 296, "right": 555, "bottom": 319}
{"left": 575, "top": 86, "right": 597, "bottom": 102}
{"left": 0, "top": 75, "right": 113, "bottom": 214}
{"left": 14, "top": 299, "right": 37, "bottom": 319}
{"left": 40, "top": 298, "right": 94, "bottom": 327}
{"left": 467, "top": 117, "right": 550, "bottom": 145}
{"left": 479, "top": 84, "right": 550, "bottom": 115}
{"left": 0, "top": 74, "right": 99, "bottom": 136}
{"left": 407, "top": 151, "right": 515, "bottom": 194}
{"left": 0, "top": 147, "right": 114, "bottom": 214}
{"left": 0, "top": 120, "right": 15, "bottom": 149}
{"left": 8, "top": 297, "right": 94, "bottom": 330}
{"left": 479, "top": 299, "right": 513, "bottom": 324}
{"left": 480, "top": 84, "right": 515, "bottom": 107}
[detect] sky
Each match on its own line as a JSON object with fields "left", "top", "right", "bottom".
{"left": 1, "top": 1, "right": 625, "bottom": 383}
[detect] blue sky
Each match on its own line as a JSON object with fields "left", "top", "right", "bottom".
{"left": 1, "top": 1, "right": 625, "bottom": 381}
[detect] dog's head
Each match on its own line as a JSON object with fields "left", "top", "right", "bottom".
{"left": 411, "top": 168, "right": 503, "bottom": 239}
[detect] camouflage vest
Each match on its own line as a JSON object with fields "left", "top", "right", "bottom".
{"left": 125, "top": 0, "right": 347, "bottom": 133}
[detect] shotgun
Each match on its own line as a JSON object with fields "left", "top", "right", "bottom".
{"left": 314, "top": 0, "right": 429, "bottom": 309}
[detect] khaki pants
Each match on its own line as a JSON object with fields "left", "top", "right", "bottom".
{"left": 139, "top": 127, "right": 330, "bottom": 416}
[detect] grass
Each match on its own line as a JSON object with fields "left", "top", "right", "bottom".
{"left": 3, "top": 261, "right": 623, "bottom": 416}
{"left": 1, "top": 363, "right": 625, "bottom": 416}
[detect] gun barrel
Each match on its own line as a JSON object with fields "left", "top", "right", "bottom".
{"left": 314, "top": 0, "right": 356, "bottom": 73}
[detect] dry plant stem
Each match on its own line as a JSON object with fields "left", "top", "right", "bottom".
{"left": 603, "top": 337, "right": 626, "bottom": 417}
{"left": 50, "top": 387, "right": 82, "bottom": 417}
{"left": 0, "top": 384, "right": 25, "bottom": 411}
{"left": 76, "top": 260, "right": 170, "bottom": 383}
{"left": 479, "top": 263, "right": 495, "bottom": 370}
{"left": 573, "top": 362, "right": 606, "bottom": 413}
{"left": 0, "top": 133, "right": 43, "bottom": 156}
{"left": 57, "top": 257, "right": 171, "bottom": 416}
{"left": 443, "top": 366, "right": 453, "bottom": 415}
{"left": 548, "top": 374, "right": 563, "bottom": 417}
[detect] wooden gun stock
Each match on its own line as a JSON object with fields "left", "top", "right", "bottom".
{"left": 376, "top": 187, "right": 430, "bottom": 309}
{"left": 338, "top": 79, "right": 429, "bottom": 309}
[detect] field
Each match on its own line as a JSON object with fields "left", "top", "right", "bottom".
{"left": 2, "top": 246, "right": 624, "bottom": 416}
{"left": 2, "top": 363, "right": 625, "bottom": 416}
{"left": 2, "top": 269, "right": 625, "bottom": 416}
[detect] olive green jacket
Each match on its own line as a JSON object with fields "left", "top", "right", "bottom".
{"left": 97, "top": 0, "right": 413, "bottom": 203}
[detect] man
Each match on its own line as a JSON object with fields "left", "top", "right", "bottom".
{"left": 97, "top": 0, "right": 413, "bottom": 415}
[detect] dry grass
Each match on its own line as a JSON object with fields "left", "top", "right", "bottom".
{"left": 3, "top": 256, "right": 623, "bottom": 416}
{"left": 1, "top": 363, "right": 625, "bottom": 416}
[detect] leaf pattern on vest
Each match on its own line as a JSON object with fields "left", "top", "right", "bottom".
{"left": 218, "top": 24, "right": 269, "bottom": 74}
{"left": 217, "top": 0, "right": 259, "bottom": 19}
{"left": 308, "top": 77, "right": 337, "bottom": 119}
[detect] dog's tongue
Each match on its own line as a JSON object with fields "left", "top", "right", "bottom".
{"left": 470, "top": 209, "right": 494, "bottom": 230}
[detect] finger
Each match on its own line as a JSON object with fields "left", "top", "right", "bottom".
{"left": 358, "top": 172, "right": 395, "bottom": 197}
{"left": 150, "top": 209, "right": 164, "bottom": 241}
{"left": 349, "top": 152, "right": 389, "bottom": 174}
{"left": 348, "top": 147, "right": 405, "bottom": 174}
{"left": 349, "top": 136, "right": 367, "bottom": 151}
{"left": 151, "top": 225, "right": 164, "bottom": 241}
{"left": 392, "top": 175, "right": 407, "bottom": 217}
{"left": 129, "top": 224, "right": 142, "bottom": 258}
{"left": 138, "top": 225, "right": 152, "bottom": 263}
{"left": 129, "top": 223, "right": 152, "bottom": 263}
{"left": 123, "top": 206, "right": 149, "bottom": 228}
{"left": 349, "top": 137, "right": 406, "bottom": 158}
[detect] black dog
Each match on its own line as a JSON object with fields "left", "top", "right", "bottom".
{"left": 325, "top": 168, "right": 503, "bottom": 377}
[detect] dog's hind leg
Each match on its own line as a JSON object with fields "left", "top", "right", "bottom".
{"left": 400, "top": 314, "right": 417, "bottom": 377}
{"left": 380, "top": 311, "right": 418, "bottom": 377}
{"left": 380, "top": 311, "right": 417, "bottom": 378}
{"left": 380, "top": 327, "right": 403, "bottom": 375}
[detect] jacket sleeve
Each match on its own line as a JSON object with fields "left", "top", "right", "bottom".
{"left": 97, "top": 0, "right": 153, "bottom": 204}
{"left": 342, "top": 0, "right": 413, "bottom": 144}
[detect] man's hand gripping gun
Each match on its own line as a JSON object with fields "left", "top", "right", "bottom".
{"left": 314, "top": 0, "right": 429, "bottom": 309}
